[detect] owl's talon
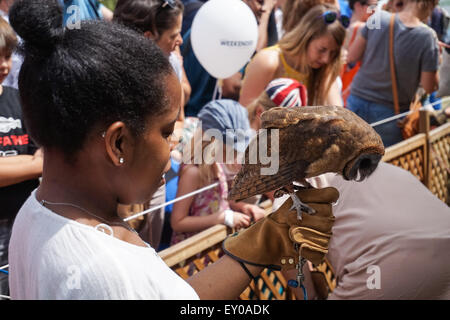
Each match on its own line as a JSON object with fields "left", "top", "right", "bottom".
{"left": 289, "top": 192, "right": 316, "bottom": 220}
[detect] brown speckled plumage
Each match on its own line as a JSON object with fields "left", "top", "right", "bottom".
{"left": 228, "top": 106, "right": 385, "bottom": 201}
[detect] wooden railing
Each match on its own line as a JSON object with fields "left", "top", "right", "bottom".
{"left": 159, "top": 111, "right": 450, "bottom": 299}
{"left": 428, "top": 123, "right": 450, "bottom": 205}
{"left": 381, "top": 110, "right": 450, "bottom": 203}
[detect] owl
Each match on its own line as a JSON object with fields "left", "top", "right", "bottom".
{"left": 228, "top": 106, "right": 385, "bottom": 219}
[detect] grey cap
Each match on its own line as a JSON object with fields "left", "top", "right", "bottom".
{"left": 197, "top": 99, "right": 251, "bottom": 153}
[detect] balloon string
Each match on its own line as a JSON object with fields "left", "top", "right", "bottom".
{"left": 212, "top": 79, "right": 219, "bottom": 101}
{"left": 212, "top": 79, "right": 223, "bottom": 101}
{"left": 218, "top": 83, "right": 223, "bottom": 100}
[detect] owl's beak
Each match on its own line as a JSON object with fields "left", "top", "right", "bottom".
{"left": 344, "top": 152, "right": 383, "bottom": 181}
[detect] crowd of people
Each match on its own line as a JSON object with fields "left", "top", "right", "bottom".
{"left": 0, "top": 0, "right": 449, "bottom": 300}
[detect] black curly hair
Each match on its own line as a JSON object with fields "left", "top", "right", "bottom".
{"left": 9, "top": 0, "right": 173, "bottom": 160}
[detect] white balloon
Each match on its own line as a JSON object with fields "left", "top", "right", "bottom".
{"left": 191, "top": 0, "right": 258, "bottom": 79}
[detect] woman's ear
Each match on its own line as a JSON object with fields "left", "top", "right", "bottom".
{"left": 102, "top": 121, "right": 134, "bottom": 166}
{"left": 144, "top": 30, "right": 158, "bottom": 40}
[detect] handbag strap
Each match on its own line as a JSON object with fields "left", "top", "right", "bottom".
{"left": 389, "top": 13, "right": 400, "bottom": 115}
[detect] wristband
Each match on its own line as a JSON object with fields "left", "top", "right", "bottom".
{"left": 224, "top": 209, "right": 235, "bottom": 228}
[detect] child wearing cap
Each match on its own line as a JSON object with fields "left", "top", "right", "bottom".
{"left": 170, "top": 99, "right": 266, "bottom": 246}
{"left": 247, "top": 77, "right": 308, "bottom": 132}
{"left": 245, "top": 77, "right": 307, "bottom": 203}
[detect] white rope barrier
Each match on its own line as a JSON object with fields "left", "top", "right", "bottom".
{"left": 370, "top": 109, "right": 415, "bottom": 127}
{"left": 370, "top": 96, "right": 450, "bottom": 128}
{"left": 123, "top": 182, "right": 220, "bottom": 222}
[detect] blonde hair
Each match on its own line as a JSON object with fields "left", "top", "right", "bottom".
{"left": 278, "top": 4, "right": 346, "bottom": 105}
{"left": 182, "top": 129, "right": 233, "bottom": 186}
{"left": 247, "top": 90, "right": 277, "bottom": 124}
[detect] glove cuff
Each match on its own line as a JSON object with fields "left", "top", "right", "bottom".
{"left": 222, "top": 238, "right": 283, "bottom": 271}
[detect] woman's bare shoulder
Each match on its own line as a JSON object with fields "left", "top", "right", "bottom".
{"left": 250, "top": 48, "right": 280, "bottom": 70}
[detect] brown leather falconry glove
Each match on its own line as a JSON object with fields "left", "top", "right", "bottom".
{"left": 222, "top": 187, "right": 339, "bottom": 271}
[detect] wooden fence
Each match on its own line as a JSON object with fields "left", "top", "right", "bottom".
{"left": 159, "top": 111, "right": 450, "bottom": 299}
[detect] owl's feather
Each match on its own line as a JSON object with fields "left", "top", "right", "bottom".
{"left": 229, "top": 106, "right": 385, "bottom": 201}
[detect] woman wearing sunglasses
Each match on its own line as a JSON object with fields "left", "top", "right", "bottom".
{"left": 239, "top": 4, "right": 347, "bottom": 108}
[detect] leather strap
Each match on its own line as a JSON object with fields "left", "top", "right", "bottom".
{"left": 238, "top": 261, "right": 258, "bottom": 282}
{"left": 389, "top": 13, "right": 400, "bottom": 115}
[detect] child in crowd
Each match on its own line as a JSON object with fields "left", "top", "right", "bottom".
{"left": 247, "top": 77, "right": 308, "bottom": 132}
{"left": 170, "top": 99, "right": 266, "bottom": 245}
{"left": 0, "top": 16, "right": 42, "bottom": 296}
{"left": 245, "top": 77, "right": 308, "bottom": 203}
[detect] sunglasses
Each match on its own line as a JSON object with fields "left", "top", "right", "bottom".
{"left": 161, "top": 0, "right": 176, "bottom": 9}
{"left": 321, "top": 11, "right": 350, "bottom": 28}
